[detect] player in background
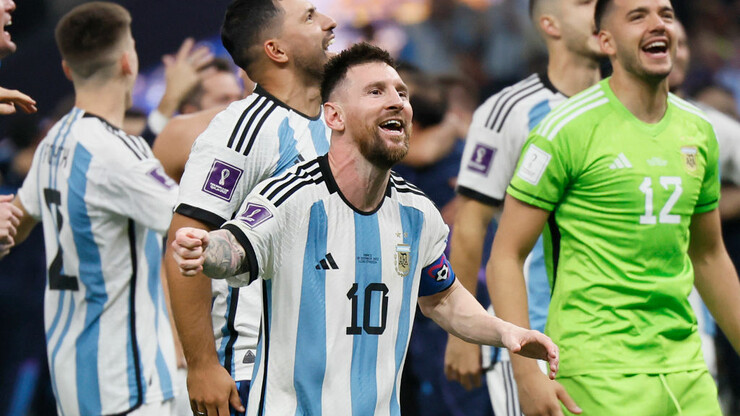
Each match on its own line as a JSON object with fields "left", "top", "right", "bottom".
{"left": 490, "top": 0, "right": 740, "bottom": 414}
{"left": 10, "top": 3, "right": 180, "bottom": 414}
{"left": 171, "top": 42, "right": 560, "bottom": 416}
{"left": 444, "top": 0, "right": 603, "bottom": 413}
{"left": 163, "top": 0, "right": 336, "bottom": 415}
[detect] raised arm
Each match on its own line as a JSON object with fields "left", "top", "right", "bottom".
{"left": 487, "top": 195, "right": 581, "bottom": 416}
{"left": 689, "top": 208, "right": 740, "bottom": 355}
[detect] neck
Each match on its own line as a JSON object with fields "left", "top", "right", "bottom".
{"left": 609, "top": 65, "right": 669, "bottom": 124}
{"left": 326, "top": 138, "right": 390, "bottom": 212}
{"left": 547, "top": 46, "right": 602, "bottom": 97}
{"left": 257, "top": 66, "right": 322, "bottom": 117}
{"left": 74, "top": 80, "right": 128, "bottom": 128}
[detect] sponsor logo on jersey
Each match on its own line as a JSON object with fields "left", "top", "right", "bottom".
{"left": 681, "top": 146, "right": 698, "bottom": 173}
{"left": 203, "top": 159, "right": 244, "bottom": 201}
{"left": 147, "top": 166, "right": 176, "bottom": 189}
{"left": 238, "top": 203, "right": 273, "bottom": 228}
{"left": 517, "top": 144, "right": 551, "bottom": 186}
{"left": 467, "top": 144, "right": 496, "bottom": 174}
{"left": 395, "top": 244, "right": 411, "bottom": 277}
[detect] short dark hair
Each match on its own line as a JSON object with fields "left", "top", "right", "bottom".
{"left": 178, "top": 58, "right": 236, "bottom": 113}
{"left": 529, "top": 0, "right": 539, "bottom": 19}
{"left": 594, "top": 0, "right": 614, "bottom": 31}
{"left": 55, "top": 2, "right": 132, "bottom": 79}
{"left": 320, "top": 43, "right": 396, "bottom": 103}
{"left": 221, "top": 0, "right": 283, "bottom": 73}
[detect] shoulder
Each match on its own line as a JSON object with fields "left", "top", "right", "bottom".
{"left": 532, "top": 82, "right": 611, "bottom": 141}
{"left": 389, "top": 171, "right": 437, "bottom": 211}
{"left": 472, "top": 74, "right": 559, "bottom": 133}
{"left": 73, "top": 115, "right": 152, "bottom": 163}
{"left": 253, "top": 157, "right": 325, "bottom": 208}
{"left": 668, "top": 94, "right": 714, "bottom": 128}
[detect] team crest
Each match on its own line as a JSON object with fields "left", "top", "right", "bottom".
{"left": 395, "top": 244, "right": 411, "bottom": 277}
{"left": 681, "top": 146, "right": 698, "bottom": 173}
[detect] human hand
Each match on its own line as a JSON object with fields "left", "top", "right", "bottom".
{"left": 159, "top": 38, "right": 214, "bottom": 117}
{"left": 515, "top": 369, "right": 581, "bottom": 416}
{"left": 187, "top": 362, "right": 244, "bottom": 416}
{"left": 0, "top": 194, "right": 22, "bottom": 257}
{"left": 501, "top": 324, "right": 559, "bottom": 379}
{"left": 171, "top": 227, "right": 209, "bottom": 276}
{"left": 444, "top": 334, "right": 483, "bottom": 390}
{"left": 0, "top": 87, "right": 36, "bottom": 115}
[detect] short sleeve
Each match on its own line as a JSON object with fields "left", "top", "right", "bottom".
{"left": 17, "top": 144, "right": 44, "bottom": 220}
{"left": 506, "top": 130, "right": 574, "bottom": 212}
{"left": 175, "top": 119, "right": 278, "bottom": 228}
{"left": 695, "top": 127, "right": 720, "bottom": 214}
{"left": 418, "top": 208, "right": 455, "bottom": 296}
{"left": 221, "top": 193, "right": 283, "bottom": 287}
{"left": 456, "top": 106, "right": 529, "bottom": 206}
{"left": 92, "top": 157, "right": 178, "bottom": 234}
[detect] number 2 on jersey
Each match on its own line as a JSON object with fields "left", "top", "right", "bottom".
{"left": 639, "top": 176, "right": 682, "bottom": 225}
{"left": 43, "top": 188, "right": 79, "bottom": 290}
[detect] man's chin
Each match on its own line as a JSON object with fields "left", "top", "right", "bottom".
{"left": 0, "top": 43, "right": 17, "bottom": 60}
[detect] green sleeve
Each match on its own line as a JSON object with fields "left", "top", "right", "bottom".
{"left": 507, "top": 130, "right": 574, "bottom": 211}
{"left": 695, "top": 127, "right": 720, "bottom": 214}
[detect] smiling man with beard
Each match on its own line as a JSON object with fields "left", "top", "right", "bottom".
{"left": 488, "top": 0, "right": 740, "bottom": 414}
{"left": 170, "top": 43, "right": 561, "bottom": 416}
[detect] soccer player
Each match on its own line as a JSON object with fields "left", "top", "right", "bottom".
{"left": 444, "top": 0, "right": 602, "bottom": 412}
{"left": 10, "top": 2, "right": 180, "bottom": 414}
{"left": 171, "top": 42, "right": 560, "bottom": 416}
{"left": 163, "top": 0, "right": 336, "bottom": 414}
{"left": 490, "top": 0, "right": 740, "bottom": 414}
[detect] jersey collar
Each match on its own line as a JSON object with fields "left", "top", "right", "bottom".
{"left": 253, "top": 84, "right": 323, "bottom": 121}
{"left": 318, "top": 155, "right": 392, "bottom": 216}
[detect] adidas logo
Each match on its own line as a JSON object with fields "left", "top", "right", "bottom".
{"left": 242, "top": 350, "right": 255, "bottom": 364}
{"left": 315, "top": 253, "right": 339, "bottom": 270}
{"left": 609, "top": 153, "right": 633, "bottom": 169}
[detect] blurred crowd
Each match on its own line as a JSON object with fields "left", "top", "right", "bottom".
{"left": 0, "top": 0, "right": 739, "bottom": 415}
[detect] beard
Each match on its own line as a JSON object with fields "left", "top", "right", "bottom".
{"left": 356, "top": 119, "right": 411, "bottom": 170}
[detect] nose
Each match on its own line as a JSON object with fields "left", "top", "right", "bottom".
{"left": 319, "top": 12, "right": 337, "bottom": 32}
{"left": 7, "top": 0, "right": 15, "bottom": 12}
{"left": 647, "top": 11, "right": 667, "bottom": 32}
{"left": 385, "top": 89, "right": 405, "bottom": 111}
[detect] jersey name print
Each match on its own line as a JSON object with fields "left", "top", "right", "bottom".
{"left": 223, "top": 156, "right": 454, "bottom": 416}
{"left": 508, "top": 78, "right": 720, "bottom": 377}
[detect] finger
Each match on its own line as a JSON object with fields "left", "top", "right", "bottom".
{"left": 0, "top": 194, "right": 14, "bottom": 203}
{"left": 556, "top": 386, "right": 582, "bottom": 414}
{"left": 230, "top": 382, "right": 245, "bottom": 413}
{"left": 0, "top": 102, "right": 17, "bottom": 115}
{"left": 206, "top": 402, "right": 219, "bottom": 416}
{"left": 176, "top": 38, "right": 195, "bottom": 62}
{"left": 189, "top": 47, "right": 214, "bottom": 69}
{"left": 17, "top": 101, "right": 37, "bottom": 114}
{"left": 0, "top": 89, "right": 35, "bottom": 104}
{"left": 460, "top": 373, "right": 474, "bottom": 391}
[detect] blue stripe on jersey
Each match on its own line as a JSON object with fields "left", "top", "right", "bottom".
{"left": 308, "top": 119, "right": 330, "bottom": 156}
{"left": 49, "top": 292, "right": 75, "bottom": 416}
{"left": 68, "top": 143, "right": 106, "bottom": 415}
{"left": 390, "top": 205, "right": 424, "bottom": 416}
{"left": 275, "top": 118, "right": 302, "bottom": 175}
{"left": 217, "top": 289, "right": 233, "bottom": 370}
{"left": 145, "top": 230, "right": 174, "bottom": 397}
{"left": 293, "top": 201, "right": 328, "bottom": 415}
{"left": 350, "top": 213, "right": 382, "bottom": 415}
{"left": 527, "top": 99, "right": 551, "bottom": 132}
{"left": 260, "top": 278, "right": 274, "bottom": 416}
{"left": 527, "top": 236, "right": 549, "bottom": 333}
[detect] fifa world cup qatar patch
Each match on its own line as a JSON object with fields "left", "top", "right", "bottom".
{"left": 517, "top": 144, "right": 551, "bottom": 186}
{"left": 467, "top": 144, "right": 496, "bottom": 175}
{"left": 238, "top": 203, "right": 273, "bottom": 229}
{"left": 203, "top": 159, "right": 243, "bottom": 201}
{"left": 147, "top": 167, "right": 176, "bottom": 189}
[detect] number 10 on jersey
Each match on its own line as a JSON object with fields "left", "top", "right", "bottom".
{"left": 639, "top": 176, "right": 682, "bottom": 225}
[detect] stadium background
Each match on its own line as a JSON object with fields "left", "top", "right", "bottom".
{"left": 0, "top": 0, "right": 738, "bottom": 414}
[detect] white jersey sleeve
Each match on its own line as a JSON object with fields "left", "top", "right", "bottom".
{"left": 17, "top": 136, "right": 45, "bottom": 220}
{"left": 696, "top": 102, "right": 740, "bottom": 185}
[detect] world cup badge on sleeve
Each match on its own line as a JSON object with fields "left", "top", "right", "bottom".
{"left": 238, "top": 203, "right": 273, "bottom": 229}
{"left": 395, "top": 244, "right": 411, "bottom": 277}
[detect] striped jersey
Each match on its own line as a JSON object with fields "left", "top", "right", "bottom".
{"left": 175, "top": 85, "right": 331, "bottom": 381}
{"left": 456, "top": 73, "right": 566, "bottom": 332}
{"left": 508, "top": 78, "right": 720, "bottom": 376}
{"left": 17, "top": 109, "right": 179, "bottom": 415}
{"left": 222, "top": 156, "right": 455, "bottom": 416}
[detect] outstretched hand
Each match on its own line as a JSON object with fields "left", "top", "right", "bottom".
{"left": 171, "top": 227, "right": 210, "bottom": 276}
{"left": 501, "top": 324, "right": 559, "bottom": 380}
{"left": 0, "top": 87, "right": 37, "bottom": 115}
{"left": 158, "top": 38, "right": 214, "bottom": 117}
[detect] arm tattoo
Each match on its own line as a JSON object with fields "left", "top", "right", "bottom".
{"left": 202, "top": 229, "right": 248, "bottom": 279}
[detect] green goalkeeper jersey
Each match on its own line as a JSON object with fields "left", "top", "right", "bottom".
{"left": 507, "top": 78, "right": 720, "bottom": 377}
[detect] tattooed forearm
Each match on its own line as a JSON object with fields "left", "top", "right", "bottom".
{"left": 202, "top": 229, "right": 247, "bottom": 279}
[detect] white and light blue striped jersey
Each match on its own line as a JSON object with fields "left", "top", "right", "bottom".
{"left": 456, "top": 73, "right": 566, "bottom": 333}
{"left": 17, "top": 109, "right": 179, "bottom": 415}
{"left": 222, "top": 156, "right": 455, "bottom": 416}
{"left": 175, "top": 85, "right": 331, "bottom": 381}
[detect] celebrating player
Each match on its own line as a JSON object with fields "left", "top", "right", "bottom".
{"left": 489, "top": 0, "right": 740, "bottom": 414}
{"left": 163, "top": 0, "right": 336, "bottom": 414}
{"left": 11, "top": 3, "right": 180, "bottom": 414}
{"left": 172, "top": 42, "right": 560, "bottom": 416}
{"left": 444, "top": 1, "right": 603, "bottom": 413}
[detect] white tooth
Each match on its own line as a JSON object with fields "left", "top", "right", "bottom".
{"left": 327, "top": 38, "right": 334, "bottom": 46}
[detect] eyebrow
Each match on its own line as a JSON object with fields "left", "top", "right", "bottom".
{"left": 626, "top": 5, "right": 674, "bottom": 16}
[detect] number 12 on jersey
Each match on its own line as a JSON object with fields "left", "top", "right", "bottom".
{"left": 639, "top": 176, "right": 682, "bottom": 225}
